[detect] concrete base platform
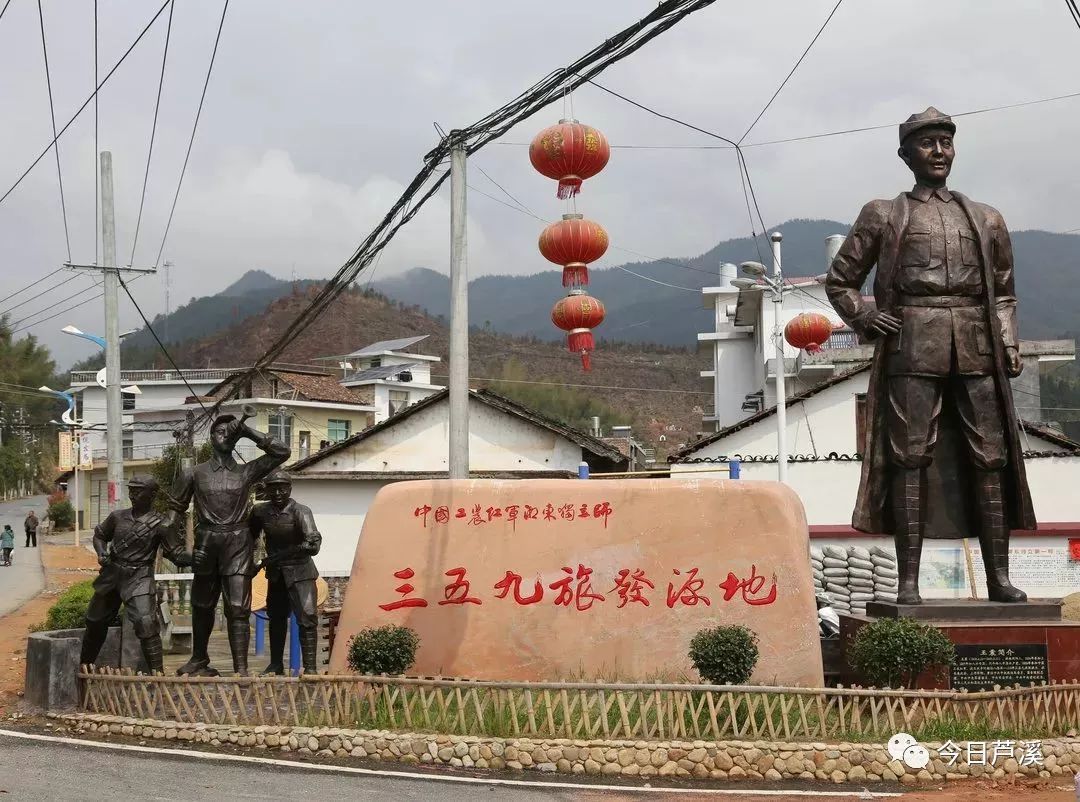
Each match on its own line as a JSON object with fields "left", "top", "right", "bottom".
{"left": 866, "top": 598, "right": 1062, "bottom": 622}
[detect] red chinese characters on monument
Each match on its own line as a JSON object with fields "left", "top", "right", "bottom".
{"left": 377, "top": 565, "right": 777, "bottom": 612}
{"left": 412, "top": 500, "right": 615, "bottom": 529}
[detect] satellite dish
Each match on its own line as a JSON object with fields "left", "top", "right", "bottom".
{"left": 95, "top": 368, "right": 107, "bottom": 389}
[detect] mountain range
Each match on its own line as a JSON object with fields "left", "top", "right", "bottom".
{"left": 69, "top": 218, "right": 1080, "bottom": 453}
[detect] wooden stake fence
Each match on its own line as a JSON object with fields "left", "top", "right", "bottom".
{"left": 78, "top": 669, "right": 1080, "bottom": 740}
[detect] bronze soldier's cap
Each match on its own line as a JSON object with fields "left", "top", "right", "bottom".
{"left": 212, "top": 413, "right": 236, "bottom": 430}
{"left": 898, "top": 106, "right": 955, "bottom": 144}
{"left": 264, "top": 469, "right": 292, "bottom": 486}
{"left": 128, "top": 474, "right": 158, "bottom": 490}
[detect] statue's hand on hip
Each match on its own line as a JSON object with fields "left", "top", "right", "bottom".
{"left": 866, "top": 310, "right": 902, "bottom": 338}
{"left": 1005, "top": 346, "right": 1023, "bottom": 377}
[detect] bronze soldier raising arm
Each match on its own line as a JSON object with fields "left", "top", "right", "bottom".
{"left": 163, "top": 410, "right": 290, "bottom": 676}
{"left": 249, "top": 470, "right": 322, "bottom": 675}
{"left": 826, "top": 107, "right": 1034, "bottom": 605}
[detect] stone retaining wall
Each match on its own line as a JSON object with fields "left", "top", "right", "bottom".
{"left": 52, "top": 713, "right": 1080, "bottom": 784}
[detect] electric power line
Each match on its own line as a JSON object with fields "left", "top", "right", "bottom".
{"left": 434, "top": 374, "right": 713, "bottom": 395}
{"left": 12, "top": 277, "right": 101, "bottom": 328}
{"left": 94, "top": 0, "right": 99, "bottom": 265}
{"left": 1067, "top": 0, "right": 1080, "bottom": 30}
{"left": 0, "top": 267, "right": 63, "bottom": 307}
{"left": 0, "top": 0, "right": 13, "bottom": 24}
{"left": 0, "top": 0, "right": 172, "bottom": 210}
{"left": 0, "top": 275, "right": 75, "bottom": 317}
{"left": 36, "top": 0, "right": 72, "bottom": 262}
{"left": 199, "top": 1, "right": 719, "bottom": 428}
{"left": 129, "top": 0, "right": 175, "bottom": 266}
{"left": 737, "top": 0, "right": 845, "bottom": 144}
{"left": 153, "top": 0, "right": 230, "bottom": 268}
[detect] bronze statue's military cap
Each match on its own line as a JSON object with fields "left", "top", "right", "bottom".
{"left": 263, "top": 469, "right": 292, "bottom": 486}
{"left": 127, "top": 474, "right": 158, "bottom": 490}
{"left": 898, "top": 106, "right": 955, "bottom": 144}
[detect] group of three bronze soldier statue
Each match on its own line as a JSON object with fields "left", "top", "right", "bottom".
{"left": 77, "top": 105, "right": 1036, "bottom": 677}
{"left": 80, "top": 411, "right": 323, "bottom": 676}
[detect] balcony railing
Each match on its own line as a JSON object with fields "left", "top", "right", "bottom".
{"left": 70, "top": 368, "right": 243, "bottom": 385}
{"left": 818, "top": 330, "right": 859, "bottom": 350}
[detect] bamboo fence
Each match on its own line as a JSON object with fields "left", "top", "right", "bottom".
{"left": 77, "top": 670, "right": 1080, "bottom": 741}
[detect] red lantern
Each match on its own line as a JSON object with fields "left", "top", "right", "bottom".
{"left": 538, "top": 214, "right": 608, "bottom": 288}
{"left": 551, "top": 293, "right": 606, "bottom": 371}
{"left": 529, "top": 120, "right": 610, "bottom": 199}
{"left": 784, "top": 312, "right": 835, "bottom": 353}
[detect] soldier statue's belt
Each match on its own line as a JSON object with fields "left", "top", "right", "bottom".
{"left": 897, "top": 295, "right": 980, "bottom": 308}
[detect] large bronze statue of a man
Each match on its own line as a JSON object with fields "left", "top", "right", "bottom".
{"left": 826, "top": 106, "right": 1035, "bottom": 604}
{"left": 81, "top": 475, "right": 192, "bottom": 673}
{"left": 249, "top": 470, "right": 322, "bottom": 675}
{"left": 164, "top": 409, "right": 290, "bottom": 675}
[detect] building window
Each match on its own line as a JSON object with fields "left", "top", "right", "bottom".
{"left": 369, "top": 357, "right": 381, "bottom": 368}
{"left": 122, "top": 432, "right": 133, "bottom": 459}
{"left": 389, "top": 389, "right": 409, "bottom": 417}
{"left": 268, "top": 413, "right": 293, "bottom": 446}
{"left": 855, "top": 393, "right": 868, "bottom": 454}
{"left": 327, "top": 419, "right": 351, "bottom": 442}
{"left": 298, "top": 430, "right": 311, "bottom": 460}
{"left": 122, "top": 393, "right": 136, "bottom": 411}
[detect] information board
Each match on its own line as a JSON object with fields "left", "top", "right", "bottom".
{"left": 950, "top": 643, "right": 1048, "bottom": 691}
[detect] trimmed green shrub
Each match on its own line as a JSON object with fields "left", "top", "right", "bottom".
{"left": 689, "top": 624, "right": 759, "bottom": 685}
{"left": 847, "top": 617, "right": 955, "bottom": 689}
{"left": 47, "top": 491, "right": 75, "bottom": 529}
{"left": 40, "top": 581, "right": 97, "bottom": 631}
{"left": 346, "top": 625, "right": 420, "bottom": 676}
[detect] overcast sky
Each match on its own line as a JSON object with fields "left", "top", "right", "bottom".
{"left": 2, "top": 0, "right": 1079, "bottom": 368}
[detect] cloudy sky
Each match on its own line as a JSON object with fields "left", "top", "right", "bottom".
{"left": 1, "top": 0, "right": 1078, "bottom": 368}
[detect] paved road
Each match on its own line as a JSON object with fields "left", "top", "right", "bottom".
{"left": 0, "top": 495, "right": 46, "bottom": 617}
{"left": 0, "top": 733, "right": 709, "bottom": 801}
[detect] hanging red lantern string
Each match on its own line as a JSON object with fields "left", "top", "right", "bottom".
{"left": 529, "top": 120, "right": 610, "bottom": 199}
{"left": 538, "top": 214, "right": 608, "bottom": 288}
{"left": 552, "top": 293, "right": 606, "bottom": 371}
{"left": 784, "top": 312, "right": 836, "bottom": 354}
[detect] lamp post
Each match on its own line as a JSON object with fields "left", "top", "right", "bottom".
{"left": 738, "top": 231, "right": 788, "bottom": 483}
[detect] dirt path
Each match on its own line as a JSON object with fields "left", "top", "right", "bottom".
{"left": 0, "top": 535, "right": 99, "bottom": 713}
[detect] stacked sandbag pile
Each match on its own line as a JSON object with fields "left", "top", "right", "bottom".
{"left": 846, "top": 546, "right": 876, "bottom": 615}
{"left": 820, "top": 545, "right": 851, "bottom": 614}
{"left": 870, "top": 545, "right": 899, "bottom": 603}
{"left": 810, "top": 548, "right": 825, "bottom": 597}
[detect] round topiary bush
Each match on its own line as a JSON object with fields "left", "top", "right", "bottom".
{"left": 346, "top": 625, "right": 420, "bottom": 676}
{"left": 36, "top": 581, "right": 97, "bottom": 631}
{"left": 47, "top": 492, "right": 75, "bottom": 530}
{"left": 847, "top": 617, "right": 955, "bottom": 688}
{"left": 689, "top": 624, "right": 759, "bottom": 685}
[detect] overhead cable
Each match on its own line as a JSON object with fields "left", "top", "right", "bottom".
{"left": 36, "top": 0, "right": 72, "bottom": 261}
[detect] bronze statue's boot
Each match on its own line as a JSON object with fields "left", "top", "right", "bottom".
{"left": 260, "top": 616, "right": 286, "bottom": 676}
{"left": 891, "top": 467, "right": 924, "bottom": 605}
{"left": 79, "top": 622, "right": 109, "bottom": 669}
{"left": 227, "top": 618, "right": 250, "bottom": 676}
{"left": 299, "top": 627, "right": 318, "bottom": 675}
{"left": 140, "top": 634, "right": 164, "bottom": 675}
{"left": 975, "top": 470, "right": 1027, "bottom": 603}
{"left": 177, "top": 607, "right": 218, "bottom": 676}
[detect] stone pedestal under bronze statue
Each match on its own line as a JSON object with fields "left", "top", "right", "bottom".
{"left": 826, "top": 106, "right": 1035, "bottom": 605}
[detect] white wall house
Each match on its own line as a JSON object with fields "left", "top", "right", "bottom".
{"left": 288, "top": 388, "right": 627, "bottom": 572}
{"left": 320, "top": 335, "right": 443, "bottom": 424}
{"left": 68, "top": 368, "right": 237, "bottom": 460}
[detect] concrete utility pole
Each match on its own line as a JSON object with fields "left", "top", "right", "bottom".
{"left": 101, "top": 152, "right": 124, "bottom": 510}
{"left": 771, "top": 231, "right": 787, "bottom": 484}
{"left": 448, "top": 137, "right": 469, "bottom": 479}
{"left": 68, "top": 152, "right": 156, "bottom": 510}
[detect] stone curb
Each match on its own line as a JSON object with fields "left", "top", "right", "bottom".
{"left": 48, "top": 713, "right": 1079, "bottom": 783}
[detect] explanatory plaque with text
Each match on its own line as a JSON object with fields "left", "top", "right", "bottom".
{"left": 950, "top": 643, "right": 1048, "bottom": 691}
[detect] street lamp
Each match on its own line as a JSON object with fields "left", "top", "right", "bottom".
{"left": 739, "top": 231, "right": 789, "bottom": 483}
{"left": 40, "top": 387, "right": 85, "bottom": 546}
{"left": 62, "top": 324, "right": 137, "bottom": 348}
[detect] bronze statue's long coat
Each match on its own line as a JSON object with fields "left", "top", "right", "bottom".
{"left": 826, "top": 191, "right": 1036, "bottom": 535}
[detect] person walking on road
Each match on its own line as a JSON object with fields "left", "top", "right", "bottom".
{"left": 23, "top": 511, "right": 38, "bottom": 548}
{"left": 1, "top": 525, "right": 14, "bottom": 565}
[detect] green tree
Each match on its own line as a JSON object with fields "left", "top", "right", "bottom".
{"left": 0, "top": 316, "right": 61, "bottom": 497}
{"left": 149, "top": 442, "right": 213, "bottom": 513}
{"left": 488, "top": 357, "right": 627, "bottom": 433}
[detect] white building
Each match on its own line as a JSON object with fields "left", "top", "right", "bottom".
{"left": 320, "top": 335, "right": 443, "bottom": 424}
{"left": 68, "top": 368, "right": 239, "bottom": 460}
{"left": 288, "top": 388, "right": 628, "bottom": 572}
